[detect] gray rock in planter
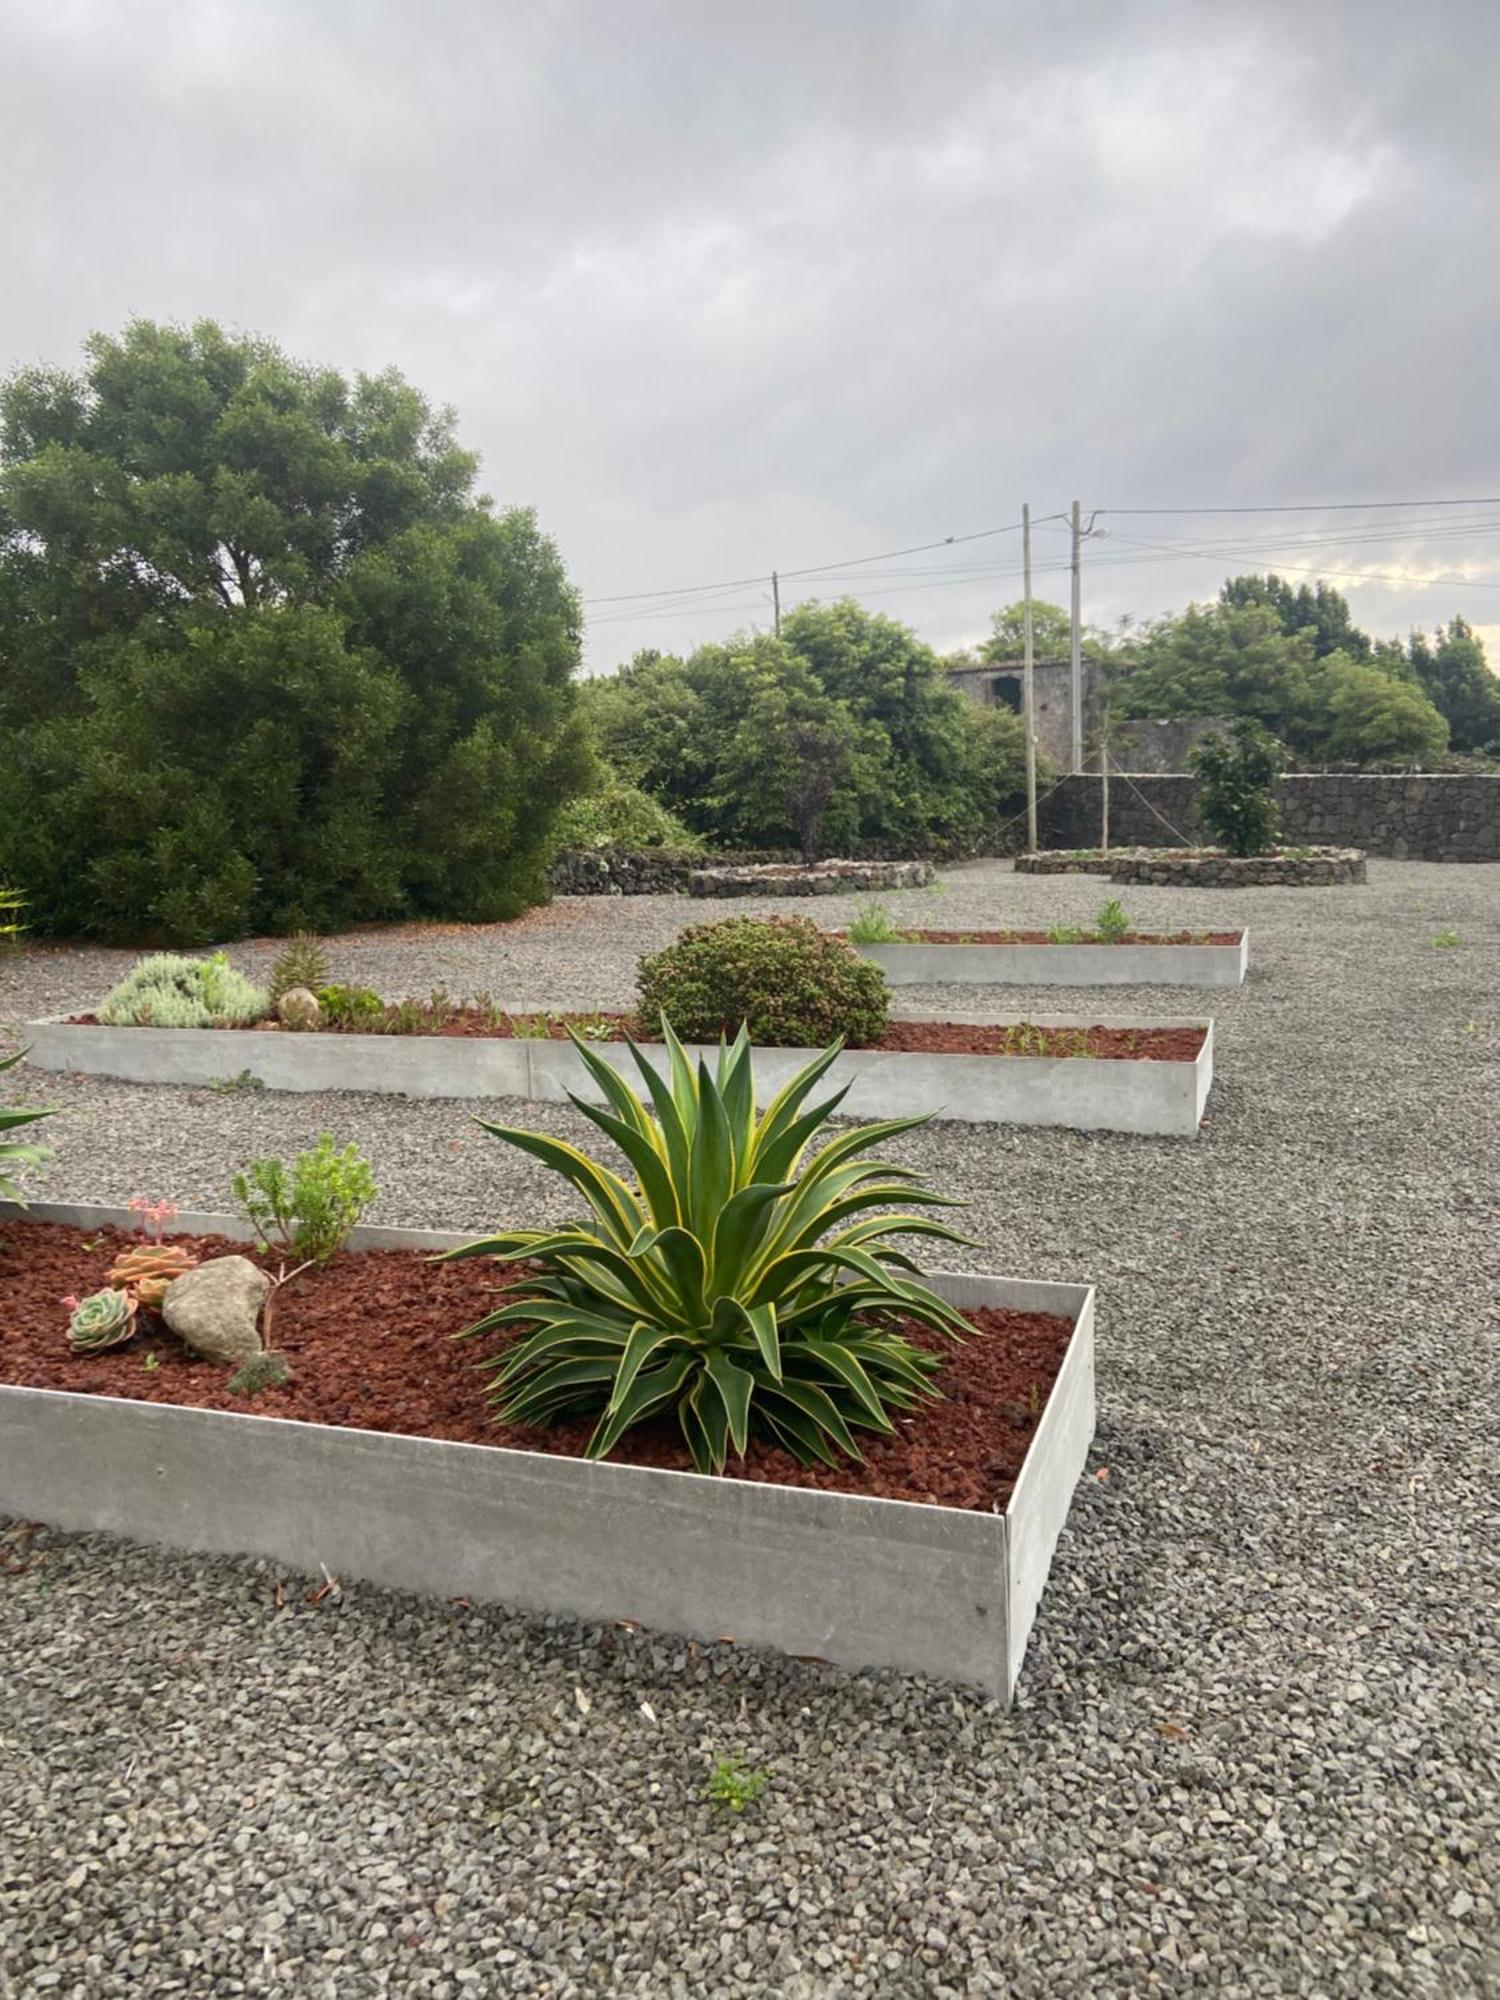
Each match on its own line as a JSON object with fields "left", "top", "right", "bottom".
{"left": 162, "top": 1257, "right": 269, "bottom": 1368}
{"left": 277, "top": 987, "right": 322, "bottom": 1030}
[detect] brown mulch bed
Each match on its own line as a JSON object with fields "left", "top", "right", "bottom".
{"left": 67, "top": 1012, "right": 1206, "bottom": 1060}
{"left": 0, "top": 1222, "right": 1075, "bottom": 1512}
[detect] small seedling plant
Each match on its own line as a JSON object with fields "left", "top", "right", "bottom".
{"left": 1094, "top": 898, "right": 1131, "bottom": 944}
{"left": 232, "top": 1136, "right": 377, "bottom": 1266}
{"left": 706, "top": 1756, "right": 768, "bottom": 1813}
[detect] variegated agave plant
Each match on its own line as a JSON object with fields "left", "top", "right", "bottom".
{"left": 0, "top": 1047, "right": 53, "bottom": 1205}
{"left": 448, "top": 1023, "right": 972, "bottom": 1475}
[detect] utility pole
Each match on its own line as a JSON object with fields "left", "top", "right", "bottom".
{"left": 1022, "top": 503, "right": 1037, "bottom": 851}
{"left": 1069, "top": 498, "right": 1083, "bottom": 773}
{"left": 771, "top": 569, "right": 781, "bottom": 638}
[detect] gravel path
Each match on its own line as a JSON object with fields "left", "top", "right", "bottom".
{"left": 2, "top": 861, "right": 1498, "bottom": 1996}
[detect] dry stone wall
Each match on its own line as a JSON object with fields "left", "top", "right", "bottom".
{"left": 1042, "top": 773, "right": 1500, "bottom": 861}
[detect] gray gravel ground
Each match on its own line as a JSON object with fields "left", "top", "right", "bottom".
{"left": 2, "top": 860, "right": 1498, "bottom": 1997}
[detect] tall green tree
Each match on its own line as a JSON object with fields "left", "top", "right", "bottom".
{"left": 982, "top": 599, "right": 1074, "bottom": 661}
{"left": 1116, "top": 601, "right": 1318, "bottom": 737}
{"left": 0, "top": 320, "right": 589, "bottom": 940}
{"left": 1407, "top": 617, "right": 1500, "bottom": 752}
{"left": 1220, "top": 574, "right": 1373, "bottom": 660}
{"left": 585, "top": 601, "right": 1030, "bottom": 855}
{"left": 1309, "top": 654, "right": 1449, "bottom": 765}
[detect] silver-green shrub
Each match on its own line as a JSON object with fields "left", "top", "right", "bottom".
{"left": 98, "top": 952, "right": 269, "bottom": 1028}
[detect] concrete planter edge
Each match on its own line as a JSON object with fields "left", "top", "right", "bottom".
{"left": 0, "top": 1201, "right": 1096, "bottom": 1699}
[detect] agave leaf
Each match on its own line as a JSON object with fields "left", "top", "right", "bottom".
{"left": 761, "top": 1402, "right": 845, "bottom": 1467}
{"left": 586, "top": 1350, "right": 698, "bottom": 1459}
{"left": 607, "top": 1320, "right": 689, "bottom": 1416}
{"left": 687, "top": 1054, "right": 735, "bottom": 1231}
{"left": 762, "top": 1376, "right": 862, "bottom": 1460}
{"left": 716, "top": 1027, "right": 756, "bottom": 1176}
{"left": 708, "top": 1180, "right": 796, "bottom": 1296}
{"left": 795, "top": 1340, "right": 896, "bottom": 1429}
{"left": 445, "top": 1126, "right": 643, "bottom": 1249}
{"left": 657, "top": 1016, "right": 700, "bottom": 1125}
{"left": 703, "top": 1346, "right": 756, "bottom": 1456}
{"left": 495, "top": 1354, "right": 622, "bottom": 1424}
{"left": 750, "top": 1040, "right": 848, "bottom": 1168}
{"left": 561, "top": 1093, "right": 680, "bottom": 1230}
{"left": 644, "top": 1224, "right": 709, "bottom": 1320}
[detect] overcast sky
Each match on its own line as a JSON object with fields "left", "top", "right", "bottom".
{"left": 5, "top": 0, "right": 1499, "bottom": 670}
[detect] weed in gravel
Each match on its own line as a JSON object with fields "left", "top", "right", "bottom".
{"left": 208, "top": 1069, "right": 266, "bottom": 1094}
{"left": 1433, "top": 930, "right": 1463, "bottom": 948}
{"left": 706, "top": 1756, "right": 768, "bottom": 1813}
{"left": 848, "top": 899, "right": 902, "bottom": 944}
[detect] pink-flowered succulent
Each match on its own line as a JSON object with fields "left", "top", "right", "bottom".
{"left": 127, "top": 1196, "right": 179, "bottom": 1243}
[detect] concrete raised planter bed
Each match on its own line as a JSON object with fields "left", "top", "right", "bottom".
{"left": 0, "top": 1201, "right": 1097, "bottom": 1699}
{"left": 24, "top": 1010, "right": 1215, "bottom": 1136}
{"left": 853, "top": 932, "right": 1248, "bottom": 989}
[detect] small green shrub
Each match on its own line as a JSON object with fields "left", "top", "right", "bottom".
{"left": 1046, "top": 923, "right": 1089, "bottom": 944}
{"left": 1189, "top": 720, "right": 1283, "bottom": 858}
{"left": 637, "top": 915, "right": 890, "bottom": 1049}
{"left": 0, "top": 1048, "right": 53, "bottom": 1204}
{"left": 1094, "top": 898, "right": 1131, "bottom": 943}
{"left": 98, "top": 953, "right": 268, "bottom": 1028}
{"left": 232, "top": 1135, "right": 377, "bottom": 1266}
{"left": 315, "top": 983, "right": 386, "bottom": 1028}
{"left": 847, "top": 898, "right": 902, "bottom": 945}
{"left": 553, "top": 783, "right": 703, "bottom": 853}
{"left": 449, "top": 1026, "right": 969, "bottom": 1474}
{"left": 269, "top": 932, "right": 330, "bottom": 1004}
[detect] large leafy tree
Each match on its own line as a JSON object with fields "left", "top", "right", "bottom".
{"left": 1407, "top": 617, "right": 1500, "bottom": 752}
{"left": 586, "top": 601, "right": 1030, "bottom": 856}
{"left": 1116, "top": 601, "right": 1319, "bottom": 738}
{"left": 1220, "top": 574, "right": 1373, "bottom": 661}
{"left": 1118, "top": 594, "right": 1451, "bottom": 766}
{"left": 0, "top": 320, "right": 589, "bottom": 940}
{"left": 1310, "top": 655, "right": 1449, "bottom": 765}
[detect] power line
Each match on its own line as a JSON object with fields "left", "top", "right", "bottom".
{"left": 1098, "top": 496, "right": 1500, "bottom": 517}
{"left": 581, "top": 515, "right": 1055, "bottom": 607}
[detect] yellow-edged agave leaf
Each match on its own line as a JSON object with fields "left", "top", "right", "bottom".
{"left": 449, "top": 1023, "right": 968, "bottom": 1475}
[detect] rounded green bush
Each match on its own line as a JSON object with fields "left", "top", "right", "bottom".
{"left": 637, "top": 915, "right": 890, "bottom": 1049}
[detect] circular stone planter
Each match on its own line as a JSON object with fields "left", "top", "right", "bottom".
{"left": 1017, "top": 847, "right": 1366, "bottom": 887}
{"left": 688, "top": 858, "right": 936, "bottom": 898}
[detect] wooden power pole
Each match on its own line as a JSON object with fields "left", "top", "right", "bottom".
{"left": 1022, "top": 503, "right": 1037, "bottom": 851}
{"left": 771, "top": 570, "right": 781, "bottom": 638}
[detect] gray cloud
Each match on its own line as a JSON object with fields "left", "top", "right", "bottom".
{"left": 4, "top": 0, "right": 1499, "bottom": 666}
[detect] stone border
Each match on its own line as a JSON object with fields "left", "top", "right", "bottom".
{"left": 852, "top": 932, "right": 1249, "bottom": 989}
{"left": 0, "top": 1201, "right": 1096, "bottom": 1699}
{"left": 24, "top": 1010, "right": 1216, "bottom": 1137}
{"left": 688, "top": 859, "right": 936, "bottom": 898}
{"left": 1017, "top": 847, "right": 1366, "bottom": 887}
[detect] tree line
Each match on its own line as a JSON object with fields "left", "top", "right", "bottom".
{"left": 965, "top": 573, "right": 1497, "bottom": 766}
{"left": 3, "top": 319, "right": 1495, "bottom": 943}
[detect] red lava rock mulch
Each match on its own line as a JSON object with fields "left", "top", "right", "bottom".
{"left": 66, "top": 1012, "right": 1205, "bottom": 1061}
{"left": 845, "top": 928, "right": 1242, "bottom": 946}
{"left": 0, "top": 1221, "right": 1075, "bottom": 1512}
